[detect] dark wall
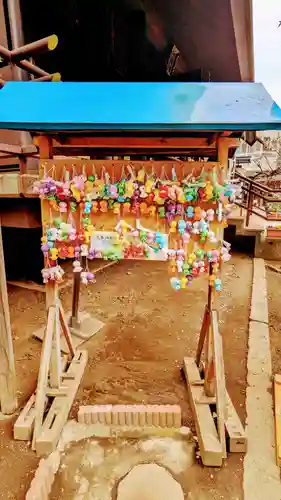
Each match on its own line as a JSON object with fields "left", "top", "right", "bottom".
{"left": 20, "top": 0, "right": 172, "bottom": 82}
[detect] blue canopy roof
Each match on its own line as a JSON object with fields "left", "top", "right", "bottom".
{"left": 0, "top": 81, "right": 281, "bottom": 132}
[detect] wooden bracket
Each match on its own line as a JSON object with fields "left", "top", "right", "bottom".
{"left": 14, "top": 301, "right": 87, "bottom": 455}
{"left": 32, "top": 301, "right": 75, "bottom": 449}
{"left": 183, "top": 308, "right": 247, "bottom": 467}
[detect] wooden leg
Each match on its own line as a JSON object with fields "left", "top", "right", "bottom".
{"left": 0, "top": 225, "right": 17, "bottom": 414}
{"left": 32, "top": 306, "right": 55, "bottom": 449}
{"left": 45, "top": 282, "right": 58, "bottom": 310}
{"left": 212, "top": 310, "right": 227, "bottom": 458}
{"left": 59, "top": 303, "right": 75, "bottom": 358}
{"left": 49, "top": 304, "right": 61, "bottom": 389}
{"left": 69, "top": 270, "right": 80, "bottom": 329}
{"left": 204, "top": 321, "right": 215, "bottom": 398}
{"left": 196, "top": 305, "right": 210, "bottom": 366}
{"left": 183, "top": 357, "right": 223, "bottom": 467}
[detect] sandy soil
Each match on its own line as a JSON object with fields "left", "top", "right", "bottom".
{"left": 267, "top": 264, "right": 281, "bottom": 375}
{"left": 0, "top": 253, "right": 252, "bottom": 500}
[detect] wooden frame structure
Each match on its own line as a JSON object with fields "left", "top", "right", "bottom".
{"left": 0, "top": 35, "right": 61, "bottom": 86}
{"left": 2, "top": 79, "right": 277, "bottom": 459}
{"left": 12, "top": 131, "right": 245, "bottom": 458}
{"left": 15, "top": 297, "right": 87, "bottom": 455}
{"left": 17, "top": 131, "right": 245, "bottom": 462}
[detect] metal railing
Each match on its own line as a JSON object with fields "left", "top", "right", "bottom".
{"left": 234, "top": 171, "right": 281, "bottom": 226}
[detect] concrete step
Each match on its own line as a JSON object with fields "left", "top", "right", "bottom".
{"left": 236, "top": 225, "right": 265, "bottom": 237}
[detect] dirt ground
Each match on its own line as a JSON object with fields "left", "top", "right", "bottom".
{"left": 0, "top": 253, "right": 252, "bottom": 500}
{"left": 267, "top": 264, "right": 281, "bottom": 375}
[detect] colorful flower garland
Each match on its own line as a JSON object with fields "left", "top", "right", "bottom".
{"left": 34, "top": 166, "right": 240, "bottom": 290}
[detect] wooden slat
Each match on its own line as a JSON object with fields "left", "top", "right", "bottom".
{"left": 183, "top": 357, "right": 223, "bottom": 467}
{"left": 0, "top": 225, "right": 17, "bottom": 414}
{"left": 52, "top": 136, "right": 215, "bottom": 149}
{"left": 212, "top": 310, "right": 227, "bottom": 458}
{"left": 14, "top": 394, "right": 48, "bottom": 441}
{"left": 0, "top": 143, "right": 22, "bottom": 154}
{"left": 36, "top": 350, "right": 88, "bottom": 456}
{"left": 14, "top": 394, "right": 37, "bottom": 441}
{"left": 21, "top": 144, "right": 38, "bottom": 154}
{"left": 51, "top": 135, "right": 240, "bottom": 150}
{"left": 204, "top": 322, "right": 215, "bottom": 398}
{"left": 14, "top": 356, "right": 68, "bottom": 442}
{"left": 225, "top": 391, "right": 247, "bottom": 453}
{"left": 49, "top": 304, "right": 62, "bottom": 389}
{"left": 32, "top": 306, "right": 55, "bottom": 449}
{"left": 59, "top": 304, "right": 75, "bottom": 357}
{"left": 195, "top": 305, "right": 210, "bottom": 366}
{"left": 38, "top": 135, "right": 59, "bottom": 312}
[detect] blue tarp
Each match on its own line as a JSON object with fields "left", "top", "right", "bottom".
{"left": 0, "top": 81, "right": 281, "bottom": 132}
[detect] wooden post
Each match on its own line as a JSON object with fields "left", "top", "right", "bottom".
{"left": 195, "top": 264, "right": 213, "bottom": 367}
{"left": 245, "top": 181, "right": 253, "bottom": 227}
{"left": 0, "top": 225, "right": 17, "bottom": 414}
{"left": 69, "top": 271, "right": 81, "bottom": 330}
{"left": 38, "top": 136, "right": 61, "bottom": 388}
{"left": 38, "top": 136, "right": 57, "bottom": 311}
{"left": 10, "top": 35, "right": 58, "bottom": 61}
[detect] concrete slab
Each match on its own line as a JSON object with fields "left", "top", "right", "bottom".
{"left": 250, "top": 259, "right": 268, "bottom": 324}
{"left": 244, "top": 258, "right": 281, "bottom": 500}
{"left": 117, "top": 464, "right": 184, "bottom": 500}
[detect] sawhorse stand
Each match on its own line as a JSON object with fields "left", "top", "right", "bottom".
{"left": 14, "top": 298, "right": 87, "bottom": 456}
{"left": 183, "top": 297, "right": 247, "bottom": 466}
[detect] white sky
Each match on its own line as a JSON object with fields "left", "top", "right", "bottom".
{"left": 254, "top": 0, "right": 281, "bottom": 105}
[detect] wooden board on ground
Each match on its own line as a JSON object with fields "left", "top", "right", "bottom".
{"left": 14, "top": 356, "right": 68, "bottom": 441}
{"left": 225, "top": 391, "right": 247, "bottom": 453}
{"left": 33, "top": 311, "right": 104, "bottom": 353}
{"left": 183, "top": 357, "right": 223, "bottom": 467}
{"left": 35, "top": 349, "right": 88, "bottom": 456}
{"left": 14, "top": 394, "right": 43, "bottom": 441}
{"left": 274, "top": 374, "right": 281, "bottom": 466}
{"left": 198, "top": 359, "right": 247, "bottom": 454}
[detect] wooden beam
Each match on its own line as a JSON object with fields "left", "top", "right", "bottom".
{"left": 32, "top": 305, "right": 55, "bottom": 449}
{"left": 59, "top": 304, "right": 75, "bottom": 358}
{"left": 32, "top": 72, "right": 61, "bottom": 82}
{"left": 0, "top": 225, "right": 18, "bottom": 414}
{"left": 10, "top": 35, "right": 58, "bottom": 61}
{"left": 51, "top": 136, "right": 218, "bottom": 150}
{"left": 16, "top": 59, "right": 49, "bottom": 77}
{"left": 212, "top": 310, "right": 227, "bottom": 458}
{"left": 38, "top": 135, "right": 53, "bottom": 160}
{"left": 38, "top": 135, "right": 56, "bottom": 311}
{"left": 225, "top": 391, "right": 247, "bottom": 453}
{"left": 195, "top": 305, "right": 210, "bottom": 366}
{"left": 0, "top": 44, "right": 11, "bottom": 61}
{"left": 21, "top": 144, "right": 38, "bottom": 154}
{"left": 183, "top": 357, "right": 223, "bottom": 467}
{"left": 49, "top": 304, "right": 62, "bottom": 389}
{"left": 35, "top": 350, "right": 88, "bottom": 456}
{"left": 0, "top": 143, "right": 22, "bottom": 155}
